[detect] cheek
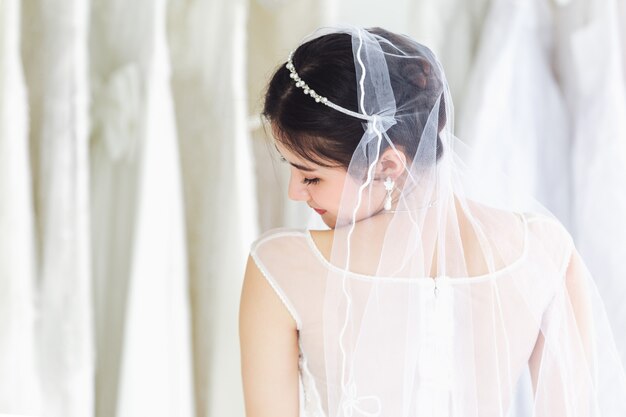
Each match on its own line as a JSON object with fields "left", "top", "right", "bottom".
{"left": 312, "top": 178, "right": 346, "bottom": 207}
{"left": 314, "top": 173, "right": 380, "bottom": 215}
{"left": 328, "top": 178, "right": 362, "bottom": 213}
{"left": 330, "top": 182, "right": 347, "bottom": 203}
{"left": 345, "top": 181, "right": 387, "bottom": 217}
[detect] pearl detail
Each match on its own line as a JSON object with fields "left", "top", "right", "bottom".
{"left": 286, "top": 51, "right": 332, "bottom": 107}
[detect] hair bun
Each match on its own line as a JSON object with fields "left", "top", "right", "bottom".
{"left": 399, "top": 57, "right": 441, "bottom": 92}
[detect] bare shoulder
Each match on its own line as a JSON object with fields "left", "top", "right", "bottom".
{"left": 308, "top": 228, "right": 334, "bottom": 259}
{"left": 240, "top": 254, "right": 298, "bottom": 330}
{"left": 465, "top": 199, "right": 574, "bottom": 268}
{"left": 461, "top": 198, "right": 527, "bottom": 240}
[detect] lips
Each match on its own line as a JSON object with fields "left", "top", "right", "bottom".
{"left": 313, "top": 208, "right": 327, "bottom": 215}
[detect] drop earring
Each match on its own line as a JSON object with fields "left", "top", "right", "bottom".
{"left": 384, "top": 177, "right": 394, "bottom": 210}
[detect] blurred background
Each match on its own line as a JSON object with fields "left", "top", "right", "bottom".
{"left": 1, "top": 0, "right": 625, "bottom": 416}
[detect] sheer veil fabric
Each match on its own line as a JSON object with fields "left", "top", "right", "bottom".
{"left": 252, "top": 26, "right": 626, "bottom": 417}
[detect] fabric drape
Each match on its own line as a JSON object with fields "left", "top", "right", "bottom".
{"left": 458, "top": 0, "right": 571, "bottom": 229}
{"left": 553, "top": 0, "right": 626, "bottom": 367}
{"left": 21, "top": 1, "right": 94, "bottom": 416}
{"left": 457, "top": 0, "right": 626, "bottom": 368}
{"left": 0, "top": 0, "right": 41, "bottom": 414}
{"left": 168, "top": 0, "right": 258, "bottom": 415}
{"left": 1, "top": 1, "right": 625, "bottom": 416}
{"left": 90, "top": 1, "right": 194, "bottom": 416}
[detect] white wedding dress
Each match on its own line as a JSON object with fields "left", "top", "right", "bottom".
{"left": 552, "top": 0, "right": 626, "bottom": 368}
{"left": 20, "top": 1, "right": 94, "bottom": 416}
{"left": 250, "top": 211, "right": 626, "bottom": 416}
{"left": 90, "top": 1, "right": 194, "bottom": 416}
{"left": 168, "top": 0, "right": 258, "bottom": 416}
{"left": 459, "top": 0, "right": 626, "bottom": 367}
{"left": 0, "top": 0, "right": 42, "bottom": 415}
{"left": 458, "top": 0, "right": 571, "bottom": 229}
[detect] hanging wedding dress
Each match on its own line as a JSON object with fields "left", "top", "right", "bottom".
{"left": 90, "top": 1, "right": 194, "bottom": 416}
{"left": 458, "top": 0, "right": 571, "bottom": 229}
{"left": 552, "top": 0, "right": 626, "bottom": 368}
{"left": 0, "top": 0, "right": 41, "bottom": 415}
{"left": 619, "top": 1, "right": 626, "bottom": 86}
{"left": 168, "top": 1, "right": 257, "bottom": 416}
{"left": 20, "top": 1, "right": 94, "bottom": 416}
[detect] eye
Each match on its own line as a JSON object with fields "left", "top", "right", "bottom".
{"left": 279, "top": 156, "right": 287, "bottom": 162}
{"left": 302, "top": 177, "right": 320, "bottom": 185}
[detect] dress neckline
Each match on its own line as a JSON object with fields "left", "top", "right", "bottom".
{"left": 303, "top": 212, "right": 529, "bottom": 284}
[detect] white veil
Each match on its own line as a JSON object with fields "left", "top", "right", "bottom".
{"left": 275, "top": 26, "right": 626, "bottom": 417}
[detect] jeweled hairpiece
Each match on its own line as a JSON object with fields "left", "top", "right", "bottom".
{"left": 285, "top": 51, "right": 376, "bottom": 122}
{"left": 286, "top": 51, "right": 330, "bottom": 105}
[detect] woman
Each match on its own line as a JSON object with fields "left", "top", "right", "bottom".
{"left": 239, "top": 27, "right": 626, "bottom": 417}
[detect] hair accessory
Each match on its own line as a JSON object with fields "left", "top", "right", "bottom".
{"left": 286, "top": 51, "right": 378, "bottom": 122}
{"left": 286, "top": 52, "right": 330, "bottom": 105}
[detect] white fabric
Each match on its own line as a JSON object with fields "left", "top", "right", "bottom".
{"left": 5, "top": 1, "right": 626, "bottom": 415}
{"left": 252, "top": 212, "right": 623, "bottom": 417}
{"left": 20, "top": 1, "right": 94, "bottom": 416}
{"left": 457, "top": 0, "right": 626, "bottom": 367}
{"left": 458, "top": 0, "right": 571, "bottom": 229}
{"left": 114, "top": 1, "right": 194, "bottom": 416}
{"left": 620, "top": 0, "right": 626, "bottom": 85}
{"left": 256, "top": 26, "right": 626, "bottom": 417}
{"left": 405, "top": 0, "right": 491, "bottom": 108}
{"left": 248, "top": 0, "right": 329, "bottom": 231}
{"left": 168, "top": 0, "right": 257, "bottom": 416}
{"left": 0, "top": 0, "right": 42, "bottom": 414}
{"left": 553, "top": 0, "right": 626, "bottom": 368}
{"left": 330, "top": 0, "right": 491, "bottom": 107}
{"left": 90, "top": 1, "right": 194, "bottom": 416}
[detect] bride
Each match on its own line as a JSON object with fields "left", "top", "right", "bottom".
{"left": 239, "top": 26, "right": 626, "bottom": 417}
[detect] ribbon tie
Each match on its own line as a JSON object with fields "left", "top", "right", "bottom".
{"left": 341, "top": 381, "right": 382, "bottom": 417}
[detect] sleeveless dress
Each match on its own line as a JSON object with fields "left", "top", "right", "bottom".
{"left": 250, "top": 212, "right": 579, "bottom": 417}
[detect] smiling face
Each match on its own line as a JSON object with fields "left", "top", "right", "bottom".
{"left": 274, "top": 140, "right": 351, "bottom": 228}
{"left": 274, "top": 138, "right": 407, "bottom": 229}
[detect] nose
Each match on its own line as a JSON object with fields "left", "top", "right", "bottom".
{"left": 287, "top": 170, "right": 309, "bottom": 201}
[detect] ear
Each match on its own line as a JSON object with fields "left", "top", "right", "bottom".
{"left": 376, "top": 146, "right": 407, "bottom": 180}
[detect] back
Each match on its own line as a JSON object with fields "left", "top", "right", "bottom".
{"left": 251, "top": 211, "right": 578, "bottom": 417}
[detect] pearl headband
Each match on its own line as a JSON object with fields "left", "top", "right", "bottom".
{"left": 285, "top": 51, "right": 377, "bottom": 122}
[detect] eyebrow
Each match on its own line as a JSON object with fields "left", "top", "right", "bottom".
{"left": 290, "top": 161, "right": 316, "bottom": 172}
{"left": 274, "top": 145, "right": 317, "bottom": 172}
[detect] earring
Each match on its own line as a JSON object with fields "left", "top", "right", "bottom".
{"left": 383, "top": 177, "right": 394, "bottom": 210}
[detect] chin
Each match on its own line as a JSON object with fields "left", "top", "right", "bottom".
{"left": 321, "top": 214, "right": 338, "bottom": 229}
{"left": 323, "top": 219, "right": 336, "bottom": 229}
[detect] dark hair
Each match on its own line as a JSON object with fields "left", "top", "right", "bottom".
{"left": 262, "top": 27, "right": 445, "bottom": 169}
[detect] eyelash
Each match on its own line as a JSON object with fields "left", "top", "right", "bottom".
{"left": 302, "top": 177, "right": 320, "bottom": 185}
